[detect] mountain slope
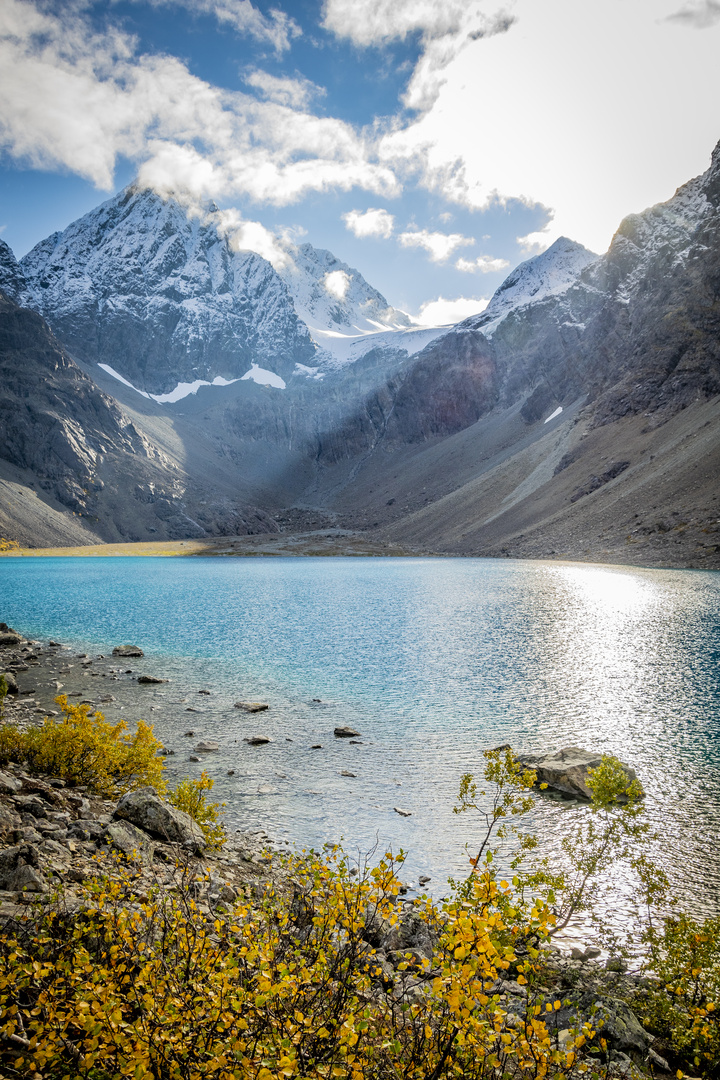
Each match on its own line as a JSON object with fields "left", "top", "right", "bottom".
{"left": 0, "top": 292, "right": 279, "bottom": 544}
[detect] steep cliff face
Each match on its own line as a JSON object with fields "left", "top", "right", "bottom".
{"left": 0, "top": 241, "right": 30, "bottom": 306}
{"left": 0, "top": 292, "right": 150, "bottom": 513}
{"left": 482, "top": 147, "right": 720, "bottom": 427}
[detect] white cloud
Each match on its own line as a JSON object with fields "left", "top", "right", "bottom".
{"left": 322, "top": 0, "right": 516, "bottom": 112}
{"left": 343, "top": 207, "right": 395, "bottom": 238}
{"left": 0, "top": 0, "right": 397, "bottom": 202}
{"left": 323, "top": 269, "right": 351, "bottom": 299}
{"left": 244, "top": 69, "right": 324, "bottom": 108}
{"left": 379, "top": 0, "right": 720, "bottom": 255}
{"left": 456, "top": 254, "right": 510, "bottom": 273}
{"left": 666, "top": 0, "right": 720, "bottom": 27}
{"left": 415, "top": 295, "right": 489, "bottom": 325}
{"left": 398, "top": 227, "right": 473, "bottom": 262}
{"left": 131, "top": 0, "right": 301, "bottom": 53}
{"left": 216, "top": 207, "right": 292, "bottom": 270}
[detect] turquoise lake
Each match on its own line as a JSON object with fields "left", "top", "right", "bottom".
{"left": 1, "top": 556, "right": 719, "bottom": 938}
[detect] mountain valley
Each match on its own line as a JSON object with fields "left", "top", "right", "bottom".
{"left": 1, "top": 142, "right": 719, "bottom": 569}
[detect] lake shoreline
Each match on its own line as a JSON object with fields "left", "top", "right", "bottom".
{"left": 2, "top": 533, "right": 719, "bottom": 571}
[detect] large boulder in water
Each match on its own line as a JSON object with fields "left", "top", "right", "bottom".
{"left": 114, "top": 786, "right": 205, "bottom": 853}
{"left": 516, "top": 747, "right": 639, "bottom": 800}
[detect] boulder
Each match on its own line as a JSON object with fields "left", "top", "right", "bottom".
{"left": 0, "top": 843, "right": 47, "bottom": 892}
{"left": 0, "top": 771, "right": 22, "bottom": 794}
{"left": 244, "top": 735, "right": 271, "bottom": 746}
{"left": 1, "top": 671, "right": 18, "bottom": 694}
{"left": 0, "top": 803, "right": 20, "bottom": 840}
{"left": 103, "top": 820, "right": 155, "bottom": 863}
{"left": 394, "top": 807, "right": 412, "bottom": 817}
{"left": 546, "top": 993, "right": 652, "bottom": 1062}
{"left": 114, "top": 786, "right": 205, "bottom": 853}
{"left": 334, "top": 726, "right": 360, "bottom": 738}
{"left": 516, "top": 747, "right": 639, "bottom": 800}
{"left": 0, "top": 632, "right": 22, "bottom": 647}
{"left": 381, "top": 908, "right": 435, "bottom": 959}
{"left": 234, "top": 701, "right": 269, "bottom": 712}
{"left": 137, "top": 675, "right": 167, "bottom": 684}
{"left": 112, "top": 645, "right": 144, "bottom": 657}
{"left": 195, "top": 741, "right": 219, "bottom": 752}
{"left": 20, "top": 776, "right": 67, "bottom": 807}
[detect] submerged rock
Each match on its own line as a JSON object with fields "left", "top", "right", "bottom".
{"left": 195, "top": 741, "right": 219, "bottom": 752}
{"left": 234, "top": 701, "right": 269, "bottom": 712}
{"left": 137, "top": 675, "right": 167, "bottom": 685}
{"left": 244, "top": 736, "right": 271, "bottom": 746}
{"left": 334, "top": 726, "right": 360, "bottom": 738}
{"left": 517, "top": 747, "right": 639, "bottom": 800}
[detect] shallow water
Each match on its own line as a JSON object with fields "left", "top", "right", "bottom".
{"left": 1, "top": 555, "right": 719, "bottom": 936}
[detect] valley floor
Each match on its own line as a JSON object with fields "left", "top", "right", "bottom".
{"left": 0, "top": 531, "right": 420, "bottom": 559}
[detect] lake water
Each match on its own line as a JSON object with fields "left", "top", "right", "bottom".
{"left": 1, "top": 556, "right": 719, "bottom": 940}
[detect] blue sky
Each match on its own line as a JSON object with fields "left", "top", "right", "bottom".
{"left": 1, "top": 0, "right": 720, "bottom": 322}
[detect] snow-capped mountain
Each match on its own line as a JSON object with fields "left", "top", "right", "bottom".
{"left": 463, "top": 236, "right": 598, "bottom": 338}
{"left": 20, "top": 187, "right": 317, "bottom": 395}
{"left": 18, "top": 186, "right": 436, "bottom": 397}
{"left": 277, "top": 243, "right": 427, "bottom": 365}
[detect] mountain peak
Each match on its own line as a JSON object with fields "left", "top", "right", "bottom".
{"left": 462, "top": 236, "right": 598, "bottom": 338}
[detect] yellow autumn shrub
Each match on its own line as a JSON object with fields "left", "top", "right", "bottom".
{"left": 0, "top": 694, "right": 165, "bottom": 795}
{"left": 0, "top": 846, "right": 596, "bottom": 1080}
{"left": 169, "top": 770, "right": 227, "bottom": 848}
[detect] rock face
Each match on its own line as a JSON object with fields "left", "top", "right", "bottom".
{"left": 517, "top": 747, "right": 639, "bottom": 800}
{"left": 114, "top": 786, "right": 206, "bottom": 853}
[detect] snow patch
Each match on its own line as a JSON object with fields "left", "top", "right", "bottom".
{"left": 98, "top": 364, "right": 239, "bottom": 403}
{"left": 544, "top": 406, "right": 563, "bottom": 423}
{"left": 308, "top": 324, "right": 448, "bottom": 365}
{"left": 240, "top": 363, "right": 287, "bottom": 389}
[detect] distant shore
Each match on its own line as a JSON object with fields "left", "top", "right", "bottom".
{"left": 0, "top": 532, "right": 423, "bottom": 559}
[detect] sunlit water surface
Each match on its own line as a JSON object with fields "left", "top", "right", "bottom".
{"left": 1, "top": 557, "right": 718, "bottom": 942}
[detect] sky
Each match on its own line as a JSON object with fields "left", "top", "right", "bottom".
{"left": 1, "top": 0, "right": 720, "bottom": 324}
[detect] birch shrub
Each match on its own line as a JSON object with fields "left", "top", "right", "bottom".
{"left": 0, "top": 694, "right": 165, "bottom": 796}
